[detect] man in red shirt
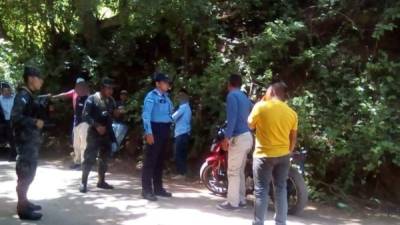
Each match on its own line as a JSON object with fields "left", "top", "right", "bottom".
{"left": 53, "top": 77, "right": 90, "bottom": 169}
{"left": 52, "top": 77, "right": 90, "bottom": 126}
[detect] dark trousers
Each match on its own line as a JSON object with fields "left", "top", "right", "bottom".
{"left": 16, "top": 160, "right": 37, "bottom": 209}
{"left": 174, "top": 133, "right": 189, "bottom": 175}
{"left": 253, "top": 155, "right": 290, "bottom": 225}
{"left": 14, "top": 128, "right": 41, "bottom": 211}
{"left": 15, "top": 138, "right": 39, "bottom": 211}
{"left": 4, "top": 121, "right": 16, "bottom": 160}
{"left": 81, "top": 127, "right": 111, "bottom": 185}
{"left": 142, "top": 122, "right": 170, "bottom": 194}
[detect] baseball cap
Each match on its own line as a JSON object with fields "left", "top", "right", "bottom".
{"left": 1, "top": 83, "right": 11, "bottom": 89}
{"left": 76, "top": 77, "right": 86, "bottom": 84}
{"left": 101, "top": 77, "right": 116, "bottom": 88}
{"left": 153, "top": 73, "right": 170, "bottom": 83}
{"left": 23, "top": 66, "right": 42, "bottom": 79}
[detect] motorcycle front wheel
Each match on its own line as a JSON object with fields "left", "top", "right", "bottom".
{"left": 200, "top": 162, "right": 228, "bottom": 196}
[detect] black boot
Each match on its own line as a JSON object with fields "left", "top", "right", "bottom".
{"left": 154, "top": 189, "right": 172, "bottom": 197}
{"left": 18, "top": 211, "right": 43, "bottom": 221}
{"left": 17, "top": 204, "right": 42, "bottom": 221}
{"left": 27, "top": 201, "right": 42, "bottom": 211}
{"left": 142, "top": 192, "right": 157, "bottom": 201}
{"left": 80, "top": 168, "right": 90, "bottom": 193}
{"left": 79, "top": 183, "right": 87, "bottom": 193}
{"left": 97, "top": 165, "right": 113, "bottom": 189}
{"left": 97, "top": 182, "right": 114, "bottom": 189}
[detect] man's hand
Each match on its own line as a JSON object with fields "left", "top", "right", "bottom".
{"left": 221, "top": 138, "right": 229, "bottom": 151}
{"left": 118, "top": 106, "right": 126, "bottom": 114}
{"left": 36, "top": 119, "right": 44, "bottom": 129}
{"left": 111, "top": 142, "right": 118, "bottom": 153}
{"left": 145, "top": 134, "right": 155, "bottom": 145}
{"left": 96, "top": 125, "right": 107, "bottom": 135}
{"left": 289, "top": 130, "right": 297, "bottom": 153}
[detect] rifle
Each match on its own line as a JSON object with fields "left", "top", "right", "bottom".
{"left": 34, "top": 94, "right": 55, "bottom": 128}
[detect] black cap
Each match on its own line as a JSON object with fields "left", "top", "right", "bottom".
{"left": 23, "top": 66, "right": 42, "bottom": 79}
{"left": 153, "top": 73, "right": 170, "bottom": 83}
{"left": 101, "top": 77, "right": 116, "bottom": 88}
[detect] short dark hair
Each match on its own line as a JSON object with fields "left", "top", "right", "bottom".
{"left": 23, "top": 66, "right": 41, "bottom": 83}
{"left": 270, "top": 81, "right": 287, "bottom": 99}
{"left": 228, "top": 74, "right": 242, "bottom": 88}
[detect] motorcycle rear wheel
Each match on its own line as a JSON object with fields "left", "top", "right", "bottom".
{"left": 282, "top": 167, "right": 308, "bottom": 215}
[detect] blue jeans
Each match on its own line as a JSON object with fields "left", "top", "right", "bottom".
{"left": 253, "top": 155, "right": 290, "bottom": 225}
{"left": 174, "top": 133, "right": 189, "bottom": 175}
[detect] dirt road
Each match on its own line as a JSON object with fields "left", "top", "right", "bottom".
{"left": 0, "top": 160, "right": 398, "bottom": 225}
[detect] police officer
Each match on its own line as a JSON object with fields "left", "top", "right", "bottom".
{"left": 79, "top": 77, "right": 118, "bottom": 193}
{"left": 11, "top": 66, "right": 44, "bottom": 220}
{"left": 141, "top": 73, "right": 173, "bottom": 201}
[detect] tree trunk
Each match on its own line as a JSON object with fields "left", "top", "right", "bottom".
{"left": 73, "top": 0, "right": 100, "bottom": 53}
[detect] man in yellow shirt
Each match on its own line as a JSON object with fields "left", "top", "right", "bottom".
{"left": 248, "top": 82, "right": 298, "bottom": 225}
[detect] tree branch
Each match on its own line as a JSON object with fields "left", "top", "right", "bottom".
{"left": 0, "top": 21, "right": 9, "bottom": 40}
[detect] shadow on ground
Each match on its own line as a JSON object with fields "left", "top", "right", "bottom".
{"left": 0, "top": 152, "right": 398, "bottom": 225}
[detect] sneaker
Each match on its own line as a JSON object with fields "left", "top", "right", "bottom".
{"left": 239, "top": 201, "right": 247, "bottom": 208}
{"left": 216, "top": 202, "right": 239, "bottom": 211}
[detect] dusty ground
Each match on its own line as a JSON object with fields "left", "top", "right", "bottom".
{"left": 0, "top": 157, "right": 399, "bottom": 225}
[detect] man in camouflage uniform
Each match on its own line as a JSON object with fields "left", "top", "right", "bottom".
{"left": 11, "top": 66, "right": 44, "bottom": 220}
{"left": 79, "top": 77, "right": 118, "bottom": 193}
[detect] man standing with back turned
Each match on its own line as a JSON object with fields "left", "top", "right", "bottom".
{"left": 248, "top": 82, "right": 298, "bottom": 225}
{"left": 217, "top": 74, "right": 253, "bottom": 210}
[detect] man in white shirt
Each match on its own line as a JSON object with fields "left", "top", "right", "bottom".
{"left": 0, "top": 83, "right": 16, "bottom": 161}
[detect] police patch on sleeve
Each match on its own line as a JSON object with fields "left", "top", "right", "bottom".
{"left": 21, "top": 96, "right": 27, "bottom": 104}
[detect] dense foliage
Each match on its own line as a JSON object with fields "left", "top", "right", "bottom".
{"left": 1, "top": 0, "right": 399, "bottom": 202}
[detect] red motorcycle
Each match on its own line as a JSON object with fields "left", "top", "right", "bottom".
{"left": 200, "top": 124, "right": 308, "bottom": 215}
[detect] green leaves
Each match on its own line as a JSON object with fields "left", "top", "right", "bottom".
{"left": 0, "top": 39, "right": 21, "bottom": 85}
{"left": 1, "top": 0, "right": 400, "bottom": 200}
{"left": 373, "top": 2, "right": 400, "bottom": 40}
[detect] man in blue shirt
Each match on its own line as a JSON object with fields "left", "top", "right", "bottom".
{"left": 172, "top": 88, "right": 192, "bottom": 180}
{"left": 217, "top": 74, "right": 253, "bottom": 210}
{"left": 0, "top": 83, "right": 16, "bottom": 161}
{"left": 141, "top": 73, "right": 173, "bottom": 201}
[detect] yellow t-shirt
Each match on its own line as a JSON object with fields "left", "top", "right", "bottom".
{"left": 248, "top": 99, "right": 298, "bottom": 158}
